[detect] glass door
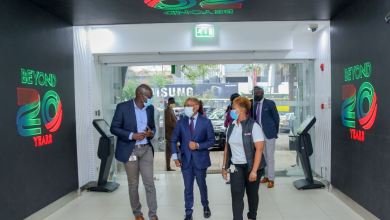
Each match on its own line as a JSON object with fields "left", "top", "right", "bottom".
{"left": 100, "top": 61, "right": 314, "bottom": 177}
{"left": 248, "top": 61, "right": 315, "bottom": 177}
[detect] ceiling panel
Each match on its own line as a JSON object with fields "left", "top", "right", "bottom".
{"left": 30, "top": 0, "right": 353, "bottom": 25}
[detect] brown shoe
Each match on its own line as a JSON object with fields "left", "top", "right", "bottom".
{"left": 260, "top": 177, "right": 269, "bottom": 184}
{"left": 267, "top": 180, "right": 275, "bottom": 188}
{"left": 135, "top": 216, "right": 145, "bottom": 220}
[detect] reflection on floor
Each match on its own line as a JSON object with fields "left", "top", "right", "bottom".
{"left": 152, "top": 151, "right": 302, "bottom": 176}
{"left": 45, "top": 174, "right": 363, "bottom": 220}
{"left": 151, "top": 133, "right": 301, "bottom": 176}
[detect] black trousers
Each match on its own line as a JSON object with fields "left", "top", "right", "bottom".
{"left": 230, "top": 164, "right": 264, "bottom": 220}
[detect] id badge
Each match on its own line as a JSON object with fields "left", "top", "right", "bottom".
{"left": 128, "top": 153, "right": 137, "bottom": 162}
{"left": 229, "top": 164, "right": 237, "bottom": 173}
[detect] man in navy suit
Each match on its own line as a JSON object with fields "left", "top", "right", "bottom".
{"left": 171, "top": 97, "right": 215, "bottom": 220}
{"left": 110, "top": 84, "right": 158, "bottom": 220}
{"left": 251, "top": 86, "right": 280, "bottom": 188}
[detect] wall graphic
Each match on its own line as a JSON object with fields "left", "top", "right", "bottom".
{"left": 341, "top": 62, "right": 378, "bottom": 142}
{"left": 17, "top": 68, "right": 63, "bottom": 147}
{"left": 331, "top": 0, "right": 390, "bottom": 218}
{"left": 1, "top": 2, "right": 77, "bottom": 219}
{"left": 144, "top": 0, "right": 246, "bottom": 15}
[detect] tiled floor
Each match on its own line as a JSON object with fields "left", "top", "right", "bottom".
{"left": 45, "top": 174, "right": 363, "bottom": 220}
{"left": 152, "top": 150, "right": 298, "bottom": 174}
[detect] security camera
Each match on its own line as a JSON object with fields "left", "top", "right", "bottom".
{"left": 308, "top": 24, "right": 318, "bottom": 32}
{"left": 385, "top": 11, "right": 390, "bottom": 23}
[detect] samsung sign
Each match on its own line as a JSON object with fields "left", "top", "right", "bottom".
{"left": 153, "top": 86, "right": 194, "bottom": 97}
{"left": 152, "top": 83, "right": 238, "bottom": 98}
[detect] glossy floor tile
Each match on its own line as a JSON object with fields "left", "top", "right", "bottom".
{"left": 45, "top": 174, "right": 364, "bottom": 220}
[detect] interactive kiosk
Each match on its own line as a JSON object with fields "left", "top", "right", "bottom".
{"left": 293, "top": 116, "right": 325, "bottom": 190}
{"left": 87, "top": 119, "right": 119, "bottom": 192}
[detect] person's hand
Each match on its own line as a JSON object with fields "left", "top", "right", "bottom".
{"left": 174, "top": 160, "right": 182, "bottom": 168}
{"left": 189, "top": 141, "right": 198, "bottom": 150}
{"left": 249, "top": 171, "right": 257, "bottom": 182}
{"left": 132, "top": 133, "right": 146, "bottom": 141}
{"left": 222, "top": 168, "right": 228, "bottom": 180}
{"left": 144, "top": 128, "right": 154, "bottom": 138}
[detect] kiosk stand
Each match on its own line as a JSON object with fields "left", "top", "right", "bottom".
{"left": 87, "top": 119, "right": 119, "bottom": 192}
{"left": 292, "top": 116, "right": 325, "bottom": 190}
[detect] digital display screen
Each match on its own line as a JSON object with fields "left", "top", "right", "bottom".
{"left": 296, "top": 116, "right": 316, "bottom": 135}
{"left": 93, "top": 119, "right": 113, "bottom": 138}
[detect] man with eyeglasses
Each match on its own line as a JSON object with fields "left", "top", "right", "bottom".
{"left": 171, "top": 97, "right": 215, "bottom": 220}
{"left": 110, "top": 84, "right": 158, "bottom": 220}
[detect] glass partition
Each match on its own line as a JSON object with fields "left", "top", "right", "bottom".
{"left": 100, "top": 61, "right": 315, "bottom": 176}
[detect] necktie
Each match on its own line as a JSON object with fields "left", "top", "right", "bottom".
{"left": 190, "top": 117, "right": 194, "bottom": 136}
{"left": 256, "top": 102, "right": 262, "bottom": 125}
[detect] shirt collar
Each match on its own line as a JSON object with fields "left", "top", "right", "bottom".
{"left": 190, "top": 113, "right": 199, "bottom": 120}
{"left": 133, "top": 100, "right": 146, "bottom": 111}
{"left": 259, "top": 98, "right": 264, "bottom": 103}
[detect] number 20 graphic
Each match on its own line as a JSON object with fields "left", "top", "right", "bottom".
{"left": 144, "top": 0, "right": 245, "bottom": 10}
{"left": 16, "top": 88, "right": 63, "bottom": 137}
{"left": 341, "top": 82, "right": 378, "bottom": 130}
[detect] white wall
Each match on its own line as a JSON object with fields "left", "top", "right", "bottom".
{"left": 89, "top": 21, "right": 327, "bottom": 64}
{"left": 313, "top": 25, "right": 332, "bottom": 181}
{"left": 74, "top": 27, "right": 102, "bottom": 187}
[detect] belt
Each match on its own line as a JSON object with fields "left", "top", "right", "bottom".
{"left": 135, "top": 144, "right": 149, "bottom": 148}
{"left": 233, "top": 163, "right": 248, "bottom": 168}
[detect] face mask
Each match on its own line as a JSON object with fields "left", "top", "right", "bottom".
{"left": 184, "top": 107, "right": 194, "bottom": 118}
{"left": 144, "top": 98, "right": 153, "bottom": 107}
{"left": 230, "top": 109, "right": 239, "bottom": 120}
{"left": 254, "top": 95, "right": 263, "bottom": 102}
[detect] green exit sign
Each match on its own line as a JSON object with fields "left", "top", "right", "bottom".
{"left": 195, "top": 24, "right": 215, "bottom": 38}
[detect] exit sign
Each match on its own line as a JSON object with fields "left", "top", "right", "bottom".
{"left": 195, "top": 24, "right": 215, "bottom": 38}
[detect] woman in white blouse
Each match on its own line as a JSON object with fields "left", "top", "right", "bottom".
{"left": 222, "top": 97, "right": 266, "bottom": 220}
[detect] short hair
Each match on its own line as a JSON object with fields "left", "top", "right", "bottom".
{"left": 184, "top": 97, "right": 200, "bottom": 106}
{"left": 233, "top": 97, "right": 252, "bottom": 112}
{"left": 136, "top": 84, "right": 152, "bottom": 94}
{"left": 168, "top": 97, "right": 175, "bottom": 103}
{"left": 254, "top": 86, "right": 264, "bottom": 91}
{"left": 230, "top": 93, "right": 240, "bottom": 102}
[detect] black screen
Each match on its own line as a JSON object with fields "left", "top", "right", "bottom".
{"left": 296, "top": 116, "right": 316, "bottom": 135}
{"left": 93, "top": 119, "right": 113, "bottom": 138}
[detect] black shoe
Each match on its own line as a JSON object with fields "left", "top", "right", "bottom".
{"left": 204, "top": 206, "right": 211, "bottom": 218}
{"left": 184, "top": 215, "right": 193, "bottom": 220}
{"left": 247, "top": 212, "right": 256, "bottom": 220}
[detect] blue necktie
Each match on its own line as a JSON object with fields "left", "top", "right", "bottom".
{"left": 190, "top": 117, "right": 194, "bottom": 136}
{"left": 257, "top": 102, "right": 262, "bottom": 125}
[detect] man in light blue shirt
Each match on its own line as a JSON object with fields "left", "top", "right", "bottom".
{"left": 129, "top": 101, "right": 149, "bottom": 145}
{"left": 110, "top": 84, "right": 158, "bottom": 220}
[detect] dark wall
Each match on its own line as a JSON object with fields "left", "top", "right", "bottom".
{"left": 0, "top": 0, "right": 77, "bottom": 219}
{"left": 331, "top": 0, "right": 390, "bottom": 219}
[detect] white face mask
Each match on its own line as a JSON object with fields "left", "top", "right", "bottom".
{"left": 184, "top": 107, "right": 194, "bottom": 118}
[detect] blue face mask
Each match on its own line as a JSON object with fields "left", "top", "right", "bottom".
{"left": 184, "top": 107, "right": 194, "bottom": 118}
{"left": 230, "top": 109, "right": 239, "bottom": 120}
{"left": 144, "top": 98, "right": 153, "bottom": 107}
